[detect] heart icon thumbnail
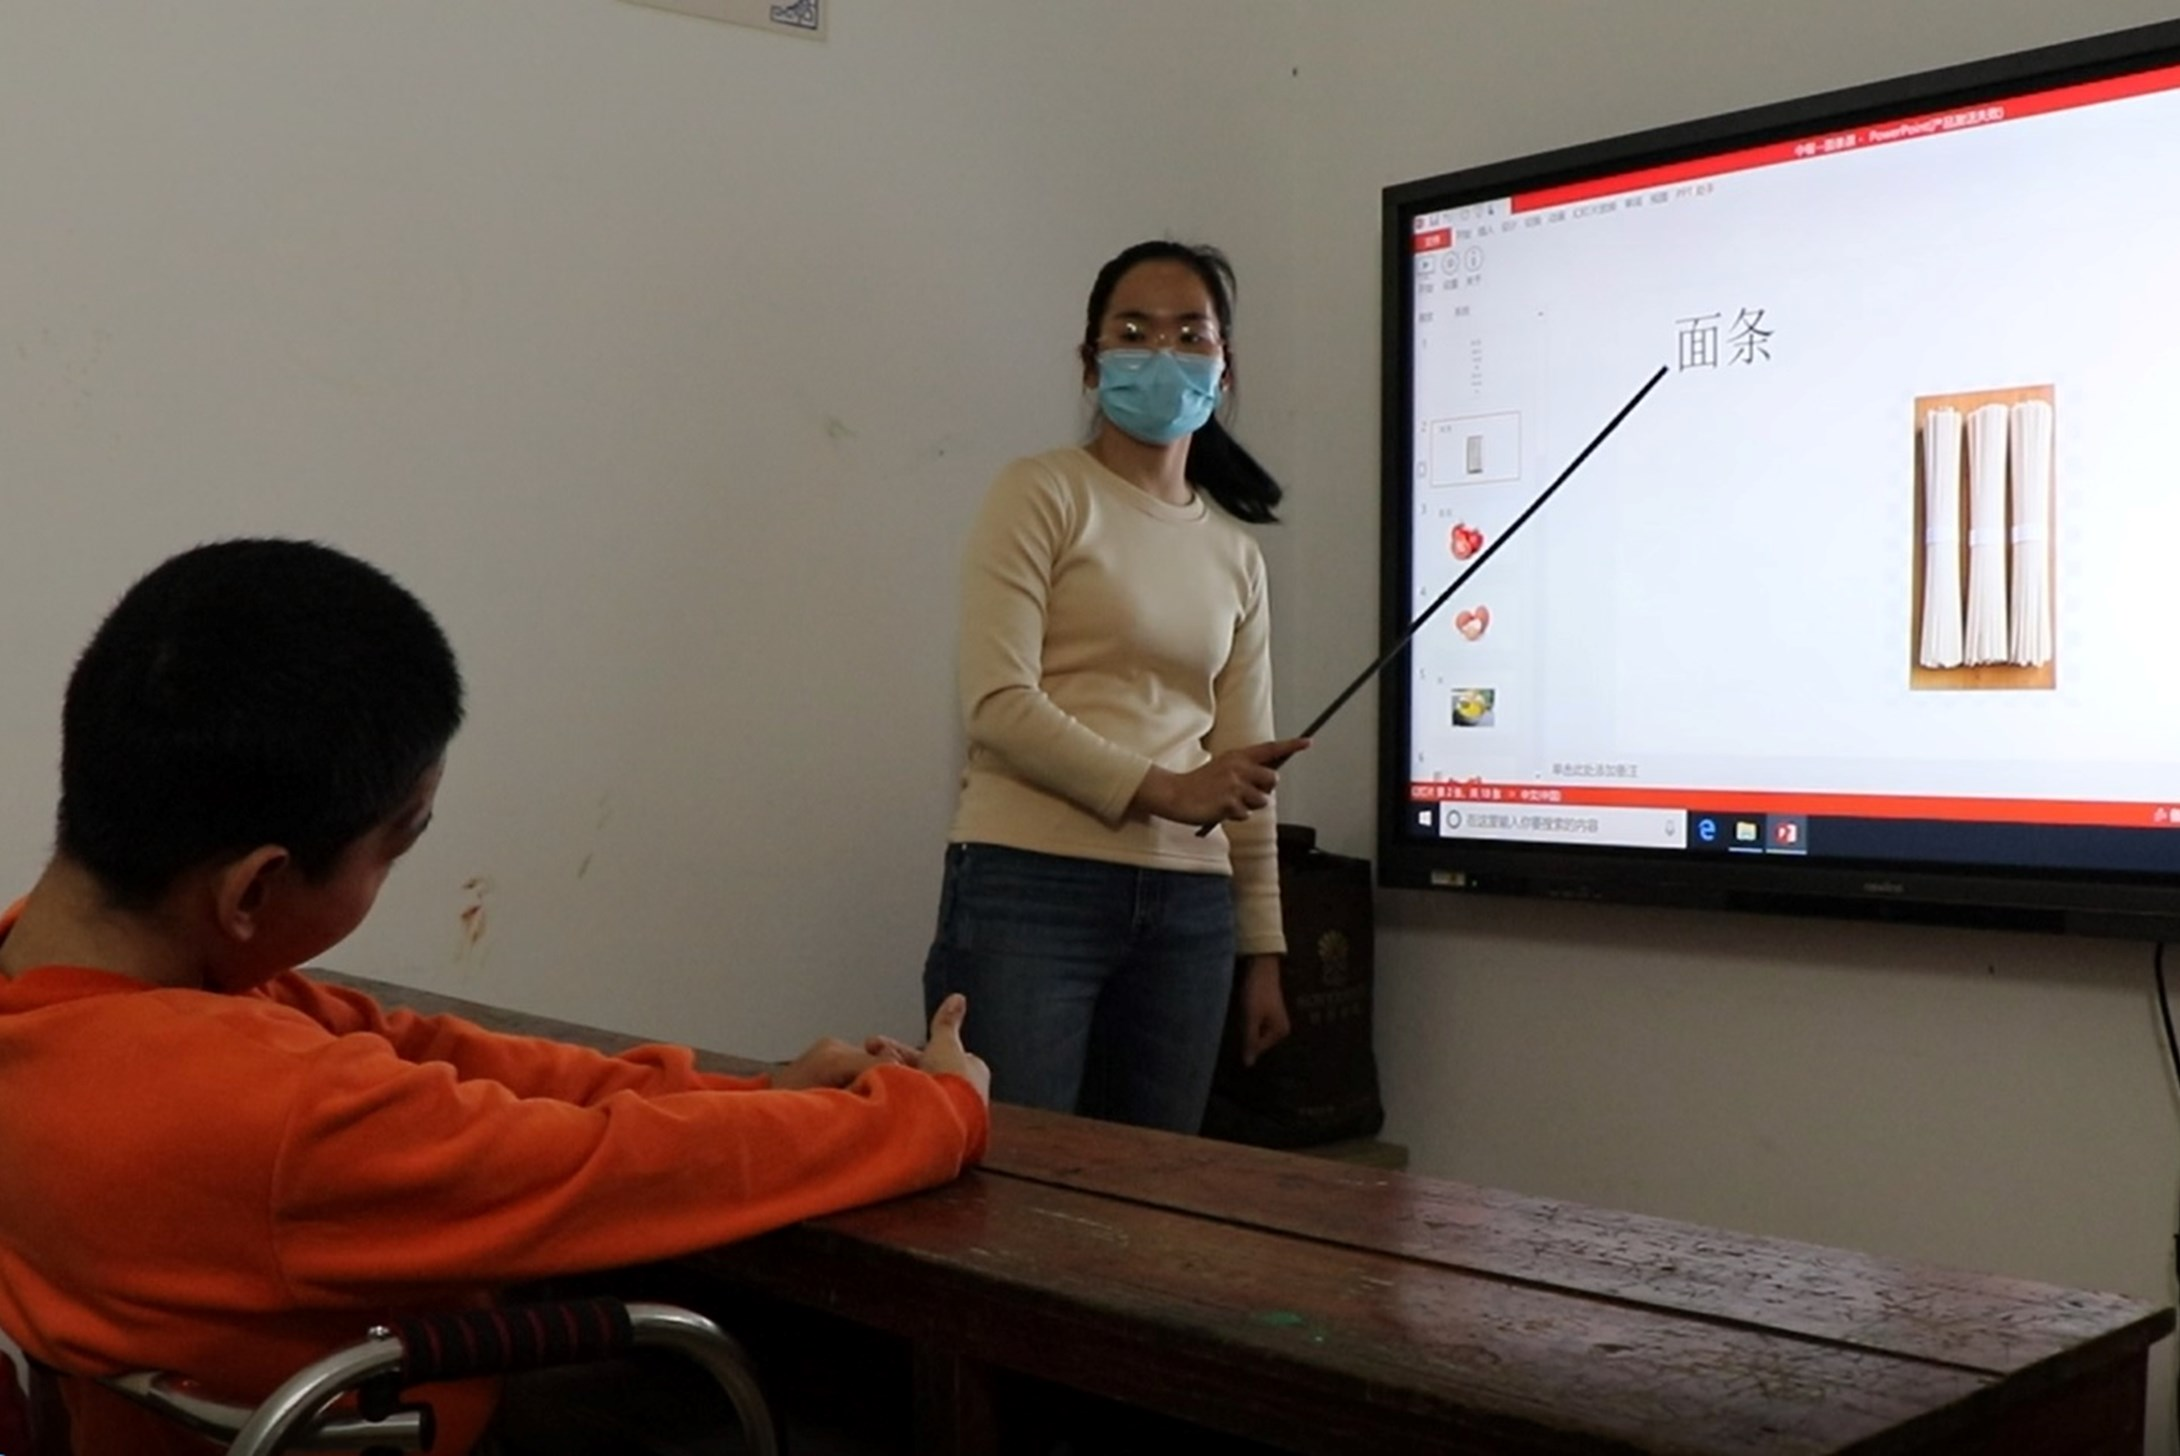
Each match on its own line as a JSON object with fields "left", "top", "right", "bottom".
{"left": 1455, "top": 606, "right": 1491, "bottom": 642}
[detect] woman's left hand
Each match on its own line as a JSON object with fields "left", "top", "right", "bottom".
{"left": 1239, "top": 955, "right": 1291, "bottom": 1066}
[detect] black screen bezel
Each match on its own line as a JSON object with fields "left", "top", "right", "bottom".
{"left": 1376, "top": 19, "right": 2180, "bottom": 939}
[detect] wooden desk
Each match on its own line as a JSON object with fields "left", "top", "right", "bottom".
{"left": 324, "top": 972, "right": 2172, "bottom": 1455}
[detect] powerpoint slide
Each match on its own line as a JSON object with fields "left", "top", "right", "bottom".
{"left": 1400, "top": 68, "right": 2180, "bottom": 816}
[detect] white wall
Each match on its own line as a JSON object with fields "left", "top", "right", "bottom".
{"left": 10, "top": 0, "right": 2180, "bottom": 1445}
{"left": 0, "top": 0, "right": 1300, "bottom": 1055}
{"left": 1278, "top": 2, "right": 2180, "bottom": 1448}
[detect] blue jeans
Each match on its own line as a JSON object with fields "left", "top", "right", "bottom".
{"left": 923, "top": 843, "right": 1237, "bottom": 1134}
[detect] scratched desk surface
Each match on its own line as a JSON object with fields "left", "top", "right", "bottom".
{"left": 322, "top": 971, "right": 2172, "bottom": 1456}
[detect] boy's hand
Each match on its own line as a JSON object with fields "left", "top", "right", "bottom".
{"left": 773, "top": 1037, "right": 886, "bottom": 1091}
{"left": 863, "top": 1034, "right": 921, "bottom": 1068}
{"left": 918, "top": 993, "right": 991, "bottom": 1105}
{"left": 771, "top": 1001, "right": 988, "bottom": 1103}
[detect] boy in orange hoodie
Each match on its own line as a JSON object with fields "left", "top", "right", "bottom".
{"left": 0, "top": 538, "right": 990, "bottom": 1455}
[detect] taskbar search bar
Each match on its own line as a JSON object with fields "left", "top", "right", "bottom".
{"left": 1436, "top": 804, "right": 1685, "bottom": 849}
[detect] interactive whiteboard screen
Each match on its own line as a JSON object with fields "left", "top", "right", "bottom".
{"left": 1380, "top": 22, "right": 2180, "bottom": 936}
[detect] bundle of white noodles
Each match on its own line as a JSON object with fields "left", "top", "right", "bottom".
{"left": 1918, "top": 408, "right": 1964, "bottom": 669}
{"left": 1962, "top": 403, "right": 2011, "bottom": 665}
{"left": 2008, "top": 399, "right": 2054, "bottom": 666}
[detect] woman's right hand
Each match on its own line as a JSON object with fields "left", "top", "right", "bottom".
{"left": 1134, "top": 738, "right": 1310, "bottom": 827}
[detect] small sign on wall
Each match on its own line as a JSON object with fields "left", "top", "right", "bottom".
{"left": 622, "top": 0, "right": 826, "bottom": 41}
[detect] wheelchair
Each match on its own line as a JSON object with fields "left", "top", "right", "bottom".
{"left": 18, "top": 1297, "right": 777, "bottom": 1456}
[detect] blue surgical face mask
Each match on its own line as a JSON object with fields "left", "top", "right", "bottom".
{"left": 1095, "top": 349, "right": 1224, "bottom": 446}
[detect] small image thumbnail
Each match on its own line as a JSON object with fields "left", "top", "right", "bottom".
{"left": 1451, "top": 687, "right": 1496, "bottom": 727}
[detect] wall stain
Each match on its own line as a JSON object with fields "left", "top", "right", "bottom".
{"left": 455, "top": 876, "right": 495, "bottom": 965}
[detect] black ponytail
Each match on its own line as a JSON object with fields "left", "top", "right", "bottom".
{"left": 1082, "top": 240, "right": 1285, "bottom": 526}
{"left": 1185, "top": 413, "right": 1282, "bottom": 525}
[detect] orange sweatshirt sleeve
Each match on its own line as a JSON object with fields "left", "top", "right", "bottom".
{"left": 268, "top": 1035, "right": 987, "bottom": 1301}
{"left": 258, "top": 973, "right": 770, "bottom": 1102}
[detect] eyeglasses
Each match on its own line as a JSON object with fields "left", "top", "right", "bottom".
{"left": 1099, "top": 317, "right": 1224, "bottom": 356}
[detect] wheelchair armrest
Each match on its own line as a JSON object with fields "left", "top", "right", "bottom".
{"left": 99, "top": 1299, "right": 774, "bottom": 1456}
{"left": 102, "top": 1364, "right": 426, "bottom": 1452}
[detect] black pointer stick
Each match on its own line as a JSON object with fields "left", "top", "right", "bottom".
{"left": 1196, "top": 363, "right": 1671, "bottom": 837}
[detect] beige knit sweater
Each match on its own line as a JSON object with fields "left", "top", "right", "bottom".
{"left": 947, "top": 446, "right": 1284, "bottom": 956}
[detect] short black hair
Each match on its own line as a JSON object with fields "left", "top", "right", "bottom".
{"left": 57, "top": 539, "right": 464, "bottom": 906}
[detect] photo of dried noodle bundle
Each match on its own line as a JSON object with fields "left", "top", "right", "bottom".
{"left": 1961, "top": 402, "right": 2011, "bottom": 666}
{"left": 1908, "top": 384, "right": 2055, "bottom": 692}
{"left": 1918, "top": 407, "right": 1963, "bottom": 669}
{"left": 2008, "top": 399, "right": 2053, "bottom": 666}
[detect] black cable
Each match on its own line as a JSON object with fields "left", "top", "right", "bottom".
{"left": 2158, "top": 942, "right": 2180, "bottom": 1094}
{"left": 2156, "top": 942, "right": 2180, "bottom": 1455}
